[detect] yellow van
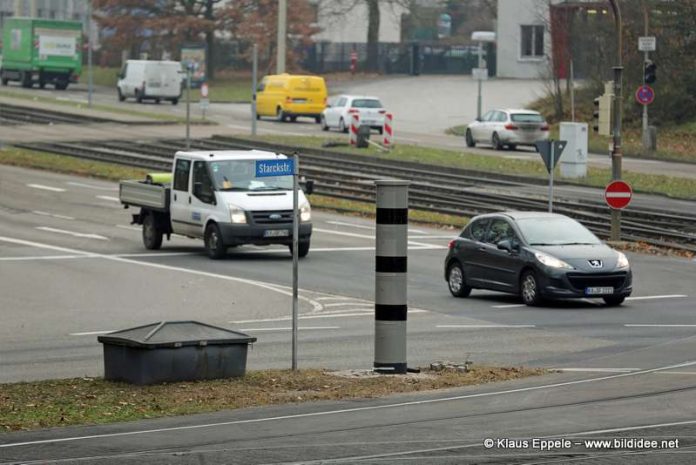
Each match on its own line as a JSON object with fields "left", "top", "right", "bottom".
{"left": 256, "top": 74, "right": 327, "bottom": 123}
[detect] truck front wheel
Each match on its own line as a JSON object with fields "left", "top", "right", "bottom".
{"left": 142, "top": 214, "right": 163, "bottom": 250}
{"left": 205, "top": 223, "right": 227, "bottom": 259}
{"left": 289, "top": 240, "right": 310, "bottom": 258}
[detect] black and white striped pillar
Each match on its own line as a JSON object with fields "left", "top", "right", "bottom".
{"left": 374, "top": 179, "right": 409, "bottom": 374}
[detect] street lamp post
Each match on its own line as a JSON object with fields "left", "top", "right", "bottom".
{"left": 86, "top": 0, "right": 93, "bottom": 108}
{"left": 276, "top": 0, "right": 287, "bottom": 74}
{"left": 608, "top": 0, "right": 623, "bottom": 241}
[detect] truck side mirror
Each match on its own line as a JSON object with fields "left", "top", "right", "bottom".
{"left": 301, "top": 179, "right": 314, "bottom": 195}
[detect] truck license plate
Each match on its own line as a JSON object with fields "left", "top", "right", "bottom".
{"left": 264, "top": 229, "right": 289, "bottom": 237}
{"left": 585, "top": 287, "right": 614, "bottom": 295}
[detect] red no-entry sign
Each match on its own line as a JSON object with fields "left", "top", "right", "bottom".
{"left": 605, "top": 180, "right": 633, "bottom": 209}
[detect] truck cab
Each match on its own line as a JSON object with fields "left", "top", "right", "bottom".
{"left": 120, "top": 150, "right": 312, "bottom": 259}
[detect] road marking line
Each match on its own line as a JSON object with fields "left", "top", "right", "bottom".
{"left": 315, "top": 296, "right": 361, "bottom": 301}
{"left": 625, "top": 324, "right": 696, "bottom": 328}
{"left": 555, "top": 368, "right": 641, "bottom": 373}
{"left": 658, "top": 371, "right": 696, "bottom": 375}
{"left": 323, "top": 302, "right": 373, "bottom": 308}
{"left": 96, "top": 195, "right": 120, "bottom": 202}
{"left": 324, "top": 220, "right": 427, "bottom": 234}
{"left": 67, "top": 182, "right": 117, "bottom": 191}
{"left": 0, "top": 252, "right": 197, "bottom": 261}
{"left": 626, "top": 294, "right": 688, "bottom": 301}
{"left": 492, "top": 304, "right": 525, "bottom": 308}
{"left": 27, "top": 183, "right": 66, "bottom": 192}
{"left": 436, "top": 324, "right": 536, "bottom": 329}
{"left": 0, "top": 254, "right": 99, "bottom": 261}
{"left": 70, "top": 330, "right": 115, "bottom": 336}
{"left": 32, "top": 211, "right": 75, "bottom": 220}
{"left": 35, "top": 227, "right": 109, "bottom": 241}
{"left": 230, "top": 309, "right": 427, "bottom": 324}
{"left": 5, "top": 359, "right": 696, "bottom": 450}
{"left": 240, "top": 326, "right": 340, "bottom": 332}
{"left": 116, "top": 225, "right": 141, "bottom": 231}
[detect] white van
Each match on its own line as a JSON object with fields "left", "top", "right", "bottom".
{"left": 119, "top": 150, "right": 313, "bottom": 259}
{"left": 117, "top": 60, "right": 183, "bottom": 105}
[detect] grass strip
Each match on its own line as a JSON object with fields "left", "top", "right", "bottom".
{"left": 0, "top": 367, "right": 543, "bottom": 431}
{"left": 0, "top": 89, "right": 211, "bottom": 124}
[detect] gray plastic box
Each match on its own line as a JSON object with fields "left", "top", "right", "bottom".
{"left": 98, "top": 321, "right": 257, "bottom": 385}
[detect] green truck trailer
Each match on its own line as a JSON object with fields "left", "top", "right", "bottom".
{"left": 1, "top": 17, "right": 82, "bottom": 90}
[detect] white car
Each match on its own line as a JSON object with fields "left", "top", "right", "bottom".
{"left": 320, "top": 95, "right": 386, "bottom": 134}
{"left": 465, "top": 109, "right": 549, "bottom": 150}
{"left": 117, "top": 60, "right": 183, "bottom": 104}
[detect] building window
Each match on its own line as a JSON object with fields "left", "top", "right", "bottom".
{"left": 521, "top": 25, "right": 544, "bottom": 58}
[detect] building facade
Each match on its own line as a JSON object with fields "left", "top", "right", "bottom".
{"left": 496, "top": 0, "right": 550, "bottom": 79}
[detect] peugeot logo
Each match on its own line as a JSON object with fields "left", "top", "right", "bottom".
{"left": 269, "top": 214, "right": 282, "bottom": 220}
{"left": 588, "top": 259, "right": 603, "bottom": 268}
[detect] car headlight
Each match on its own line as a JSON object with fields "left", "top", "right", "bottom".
{"left": 534, "top": 251, "right": 574, "bottom": 270}
{"left": 616, "top": 251, "right": 630, "bottom": 269}
{"left": 228, "top": 204, "right": 247, "bottom": 224}
{"left": 300, "top": 202, "right": 311, "bottom": 222}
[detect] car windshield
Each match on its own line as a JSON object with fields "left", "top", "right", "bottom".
{"left": 517, "top": 217, "right": 601, "bottom": 246}
{"left": 511, "top": 113, "right": 545, "bottom": 123}
{"left": 209, "top": 160, "right": 292, "bottom": 191}
{"left": 352, "top": 99, "right": 383, "bottom": 108}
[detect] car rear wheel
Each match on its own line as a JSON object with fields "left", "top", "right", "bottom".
{"left": 315, "top": 116, "right": 321, "bottom": 124}
{"left": 171, "top": 98, "right": 178, "bottom": 105}
{"left": 276, "top": 107, "right": 286, "bottom": 122}
{"left": 465, "top": 129, "right": 476, "bottom": 147}
{"left": 603, "top": 295, "right": 625, "bottom": 306}
{"left": 117, "top": 88, "right": 126, "bottom": 102}
{"left": 142, "top": 214, "right": 163, "bottom": 250}
{"left": 320, "top": 115, "right": 329, "bottom": 131}
{"left": 520, "top": 270, "right": 543, "bottom": 306}
{"left": 507, "top": 144, "right": 517, "bottom": 151}
{"left": 447, "top": 262, "right": 472, "bottom": 297}
{"left": 204, "top": 223, "right": 227, "bottom": 259}
{"left": 492, "top": 132, "right": 503, "bottom": 151}
{"left": 136, "top": 90, "right": 143, "bottom": 103}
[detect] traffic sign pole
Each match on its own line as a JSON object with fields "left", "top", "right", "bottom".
{"left": 292, "top": 153, "right": 299, "bottom": 371}
{"left": 548, "top": 142, "right": 554, "bottom": 213}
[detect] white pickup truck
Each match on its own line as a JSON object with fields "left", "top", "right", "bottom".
{"left": 119, "top": 150, "right": 313, "bottom": 259}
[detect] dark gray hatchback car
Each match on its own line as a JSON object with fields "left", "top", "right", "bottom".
{"left": 444, "top": 212, "right": 633, "bottom": 306}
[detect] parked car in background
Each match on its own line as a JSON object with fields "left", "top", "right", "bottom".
{"left": 321, "top": 95, "right": 386, "bottom": 133}
{"left": 444, "top": 212, "right": 632, "bottom": 306}
{"left": 465, "top": 109, "right": 549, "bottom": 150}
{"left": 117, "top": 60, "right": 183, "bottom": 104}
{"left": 256, "top": 74, "right": 327, "bottom": 123}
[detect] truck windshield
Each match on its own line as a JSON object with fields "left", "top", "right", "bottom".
{"left": 209, "top": 160, "right": 293, "bottom": 191}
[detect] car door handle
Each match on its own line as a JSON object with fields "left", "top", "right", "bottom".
{"left": 478, "top": 247, "right": 487, "bottom": 252}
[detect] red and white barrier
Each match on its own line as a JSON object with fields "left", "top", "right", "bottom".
{"left": 349, "top": 113, "right": 360, "bottom": 146}
{"left": 382, "top": 113, "right": 393, "bottom": 148}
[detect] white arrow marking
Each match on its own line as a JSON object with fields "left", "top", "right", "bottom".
{"left": 36, "top": 227, "right": 109, "bottom": 241}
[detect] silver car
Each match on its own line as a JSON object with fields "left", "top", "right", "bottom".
{"left": 465, "top": 109, "right": 549, "bottom": 150}
{"left": 320, "top": 95, "right": 386, "bottom": 134}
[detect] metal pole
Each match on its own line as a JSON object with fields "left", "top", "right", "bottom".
{"left": 641, "top": 4, "right": 650, "bottom": 150}
{"left": 291, "top": 153, "right": 299, "bottom": 371}
{"left": 87, "top": 0, "right": 93, "bottom": 108}
{"left": 251, "top": 44, "right": 258, "bottom": 136}
{"left": 570, "top": 60, "right": 575, "bottom": 122}
{"left": 476, "top": 41, "right": 483, "bottom": 119}
{"left": 186, "top": 67, "right": 191, "bottom": 150}
{"left": 609, "top": 0, "right": 623, "bottom": 241}
{"left": 276, "top": 0, "right": 287, "bottom": 74}
{"left": 548, "top": 141, "right": 554, "bottom": 213}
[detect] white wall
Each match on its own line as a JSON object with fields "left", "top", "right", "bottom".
{"left": 313, "top": 0, "right": 407, "bottom": 43}
{"left": 496, "top": 0, "right": 550, "bottom": 79}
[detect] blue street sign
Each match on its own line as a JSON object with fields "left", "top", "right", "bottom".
{"left": 255, "top": 159, "right": 294, "bottom": 177}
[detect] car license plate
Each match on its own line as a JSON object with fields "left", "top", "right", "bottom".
{"left": 585, "top": 286, "right": 614, "bottom": 295}
{"left": 264, "top": 229, "right": 289, "bottom": 238}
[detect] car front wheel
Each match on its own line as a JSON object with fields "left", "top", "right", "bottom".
{"left": 204, "top": 223, "right": 227, "bottom": 259}
{"left": 465, "top": 129, "right": 476, "bottom": 147}
{"left": 338, "top": 118, "right": 347, "bottom": 133}
{"left": 603, "top": 295, "right": 626, "bottom": 306}
{"left": 447, "top": 262, "right": 471, "bottom": 297}
{"left": 520, "top": 270, "right": 543, "bottom": 306}
{"left": 321, "top": 115, "right": 329, "bottom": 131}
{"left": 492, "top": 132, "right": 503, "bottom": 150}
{"left": 289, "top": 241, "right": 310, "bottom": 258}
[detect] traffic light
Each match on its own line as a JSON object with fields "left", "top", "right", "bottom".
{"left": 592, "top": 91, "right": 612, "bottom": 136}
{"left": 644, "top": 61, "right": 657, "bottom": 84}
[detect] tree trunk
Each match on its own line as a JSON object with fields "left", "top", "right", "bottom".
{"left": 366, "top": 0, "right": 380, "bottom": 72}
{"left": 205, "top": 0, "right": 215, "bottom": 80}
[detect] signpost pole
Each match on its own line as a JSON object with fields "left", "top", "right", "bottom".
{"left": 186, "top": 66, "right": 191, "bottom": 150}
{"left": 251, "top": 44, "right": 258, "bottom": 136}
{"left": 291, "top": 153, "right": 299, "bottom": 371}
{"left": 642, "top": 6, "right": 650, "bottom": 151}
{"left": 548, "top": 141, "right": 554, "bottom": 213}
{"left": 476, "top": 42, "right": 483, "bottom": 119}
{"left": 608, "top": 0, "right": 623, "bottom": 241}
{"left": 87, "top": 0, "right": 93, "bottom": 108}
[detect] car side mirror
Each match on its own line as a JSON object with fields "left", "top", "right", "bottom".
{"left": 475, "top": 117, "right": 482, "bottom": 122}
{"left": 301, "top": 179, "right": 315, "bottom": 195}
{"left": 497, "top": 239, "right": 514, "bottom": 253}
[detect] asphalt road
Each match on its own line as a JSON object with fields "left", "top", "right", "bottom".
{"left": 2, "top": 165, "right": 696, "bottom": 464}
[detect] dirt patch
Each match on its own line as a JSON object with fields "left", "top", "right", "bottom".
{"left": 0, "top": 366, "right": 544, "bottom": 432}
